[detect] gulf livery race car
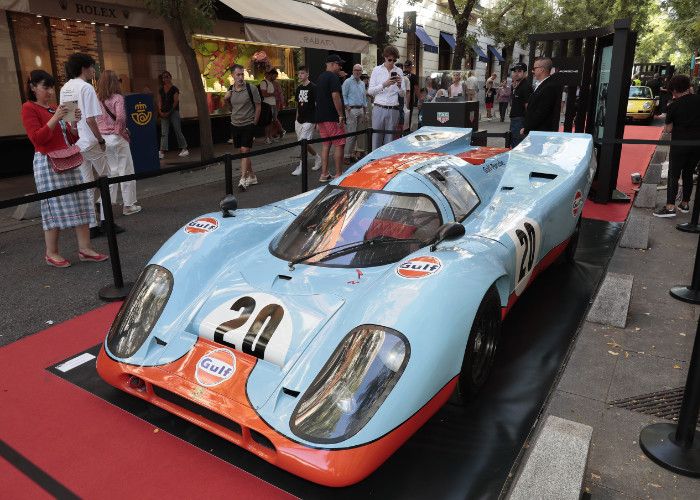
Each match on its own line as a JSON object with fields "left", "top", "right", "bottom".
{"left": 626, "top": 86, "right": 657, "bottom": 124}
{"left": 97, "top": 127, "right": 595, "bottom": 487}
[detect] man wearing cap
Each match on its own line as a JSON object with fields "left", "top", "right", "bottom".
{"left": 368, "top": 45, "right": 405, "bottom": 149}
{"left": 342, "top": 64, "right": 367, "bottom": 163}
{"left": 315, "top": 54, "right": 346, "bottom": 182}
{"left": 509, "top": 62, "right": 532, "bottom": 148}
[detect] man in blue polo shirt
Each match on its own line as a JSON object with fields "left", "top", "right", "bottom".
{"left": 342, "top": 64, "right": 367, "bottom": 163}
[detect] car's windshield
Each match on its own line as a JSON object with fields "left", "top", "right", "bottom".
{"left": 629, "top": 87, "right": 652, "bottom": 99}
{"left": 271, "top": 187, "right": 442, "bottom": 267}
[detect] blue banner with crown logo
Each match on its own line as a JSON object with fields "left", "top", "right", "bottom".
{"left": 125, "top": 93, "right": 159, "bottom": 173}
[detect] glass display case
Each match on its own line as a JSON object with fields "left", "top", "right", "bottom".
{"left": 194, "top": 35, "right": 299, "bottom": 116}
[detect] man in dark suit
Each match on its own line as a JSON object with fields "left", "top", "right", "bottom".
{"left": 520, "top": 57, "right": 562, "bottom": 135}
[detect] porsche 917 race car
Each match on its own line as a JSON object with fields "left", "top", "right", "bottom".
{"left": 97, "top": 127, "right": 595, "bottom": 487}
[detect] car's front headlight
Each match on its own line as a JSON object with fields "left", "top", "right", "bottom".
{"left": 106, "top": 265, "right": 173, "bottom": 358}
{"left": 642, "top": 101, "right": 652, "bottom": 110}
{"left": 290, "top": 325, "right": 409, "bottom": 444}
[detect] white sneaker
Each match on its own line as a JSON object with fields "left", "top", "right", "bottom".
{"left": 312, "top": 155, "right": 322, "bottom": 171}
{"left": 123, "top": 205, "right": 142, "bottom": 216}
{"left": 178, "top": 149, "right": 189, "bottom": 157}
{"left": 238, "top": 177, "right": 247, "bottom": 191}
{"left": 227, "top": 138, "right": 233, "bottom": 144}
{"left": 281, "top": 129, "right": 287, "bottom": 139}
{"left": 159, "top": 151, "right": 164, "bottom": 159}
{"left": 248, "top": 175, "right": 258, "bottom": 185}
{"left": 265, "top": 137, "right": 272, "bottom": 144}
{"left": 292, "top": 164, "right": 302, "bottom": 176}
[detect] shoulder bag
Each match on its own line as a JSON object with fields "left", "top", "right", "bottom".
{"left": 47, "top": 121, "right": 83, "bottom": 174}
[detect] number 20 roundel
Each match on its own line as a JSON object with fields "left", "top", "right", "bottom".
{"left": 199, "top": 292, "right": 293, "bottom": 367}
{"left": 507, "top": 218, "right": 542, "bottom": 297}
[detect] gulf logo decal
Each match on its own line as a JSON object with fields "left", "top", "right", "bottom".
{"left": 184, "top": 217, "right": 219, "bottom": 234}
{"left": 195, "top": 348, "right": 236, "bottom": 387}
{"left": 572, "top": 190, "right": 583, "bottom": 217}
{"left": 396, "top": 256, "right": 443, "bottom": 279}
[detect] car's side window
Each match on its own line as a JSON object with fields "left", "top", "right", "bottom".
{"left": 418, "top": 162, "right": 479, "bottom": 221}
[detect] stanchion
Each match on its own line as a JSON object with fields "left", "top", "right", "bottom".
{"left": 505, "top": 131, "right": 513, "bottom": 148}
{"left": 366, "top": 127, "right": 373, "bottom": 153}
{"left": 300, "top": 139, "right": 308, "bottom": 193}
{"left": 640, "top": 314, "right": 700, "bottom": 476}
{"left": 670, "top": 231, "right": 700, "bottom": 304}
{"left": 677, "top": 176, "right": 700, "bottom": 233}
{"left": 224, "top": 154, "right": 233, "bottom": 195}
{"left": 96, "top": 176, "right": 133, "bottom": 301}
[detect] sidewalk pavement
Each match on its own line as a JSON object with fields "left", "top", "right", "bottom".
{"left": 535, "top": 138, "right": 700, "bottom": 498}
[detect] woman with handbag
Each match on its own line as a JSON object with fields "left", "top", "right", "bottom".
{"left": 97, "top": 70, "right": 141, "bottom": 216}
{"left": 21, "top": 70, "right": 108, "bottom": 268}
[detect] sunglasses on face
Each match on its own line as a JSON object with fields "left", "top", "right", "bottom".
{"left": 385, "top": 58, "right": 396, "bottom": 62}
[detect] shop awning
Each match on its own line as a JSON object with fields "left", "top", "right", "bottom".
{"left": 219, "top": 0, "right": 370, "bottom": 53}
{"left": 472, "top": 44, "right": 489, "bottom": 63}
{"left": 441, "top": 32, "right": 456, "bottom": 49}
{"left": 416, "top": 26, "right": 438, "bottom": 54}
{"left": 488, "top": 45, "right": 505, "bottom": 63}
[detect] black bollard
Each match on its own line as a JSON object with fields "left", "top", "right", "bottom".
{"left": 639, "top": 313, "right": 700, "bottom": 476}
{"left": 224, "top": 154, "right": 233, "bottom": 196}
{"left": 301, "top": 139, "right": 308, "bottom": 193}
{"left": 97, "top": 176, "right": 133, "bottom": 301}
{"left": 366, "top": 127, "right": 373, "bottom": 153}
{"left": 677, "top": 175, "right": 700, "bottom": 233}
{"left": 505, "top": 131, "right": 513, "bottom": 148}
{"left": 670, "top": 231, "right": 700, "bottom": 304}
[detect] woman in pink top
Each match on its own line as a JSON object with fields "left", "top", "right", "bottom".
{"left": 96, "top": 70, "right": 140, "bottom": 216}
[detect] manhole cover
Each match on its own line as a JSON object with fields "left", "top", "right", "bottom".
{"left": 610, "top": 387, "right": 699, "bottom": 425}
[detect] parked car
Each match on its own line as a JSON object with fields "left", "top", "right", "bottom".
{"left": 97, "top": 127, "right": 596, "bottom": 487}
{"left": 626, "top": 85, "right": 657, "bottom": 124}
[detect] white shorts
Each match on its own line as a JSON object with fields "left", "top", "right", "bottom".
{"left": 295, "top": 120, "right": 314, "bottom": 140}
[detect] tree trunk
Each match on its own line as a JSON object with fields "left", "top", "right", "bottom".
{"left": 504, "top": 41, "right": 516, "bottom": 79}
{"left": 375, "top": 0, "right": 389, "bottom": 62}
{"left": 452, "top": 21, "right": 469, "bottom": 70}
{"left": 166, "top": 16, "right": 214, "bottom": 160}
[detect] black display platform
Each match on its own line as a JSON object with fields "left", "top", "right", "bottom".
{"left": 47, "top": 219, "right": 622, "bottom": 499}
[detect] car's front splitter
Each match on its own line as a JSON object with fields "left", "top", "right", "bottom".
{"left": 96, "top": 340, "right": 457, "bottom": 487}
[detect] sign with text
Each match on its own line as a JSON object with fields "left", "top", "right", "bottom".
{"left": 552, "top": 56, "right": 585, "bottom": 86}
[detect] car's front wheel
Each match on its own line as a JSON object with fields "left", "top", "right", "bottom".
{"left": 455, "top": 285, "right": 502, "bottom": 402}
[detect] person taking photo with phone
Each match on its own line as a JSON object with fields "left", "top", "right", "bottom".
{"left": 368, "top": 45, "right": 405, "bottom": 149}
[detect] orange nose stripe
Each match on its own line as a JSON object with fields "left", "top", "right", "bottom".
{"left": 340, "top": 153, "right": 444, "bottom": 190}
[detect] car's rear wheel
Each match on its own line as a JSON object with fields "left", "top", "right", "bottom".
{"left": 454, "top": 286, "right": 502, "bottom": 402}
{"left": 564, "top": 216, "right": 582, "bottom": 264}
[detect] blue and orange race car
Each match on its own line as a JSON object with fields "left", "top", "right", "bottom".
{"left": 97, "top": 127, "right": 595, "bottom": 486}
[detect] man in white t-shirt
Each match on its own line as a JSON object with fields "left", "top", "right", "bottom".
{"left": 60, "top": 53, "right": 122, "bottom": 238}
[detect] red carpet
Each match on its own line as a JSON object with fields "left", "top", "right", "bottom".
{"left": 0, "top": 304, "right": 291, "bottom": 499}
{"left": 582, "top": 125, "right": 663, "bottom": 222}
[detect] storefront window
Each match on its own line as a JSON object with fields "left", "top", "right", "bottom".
{"left": 194, "top": 35, "right": 297, "bottom": 115}
{"left": 8, "top": 12, "right": 53, "bottom": 102}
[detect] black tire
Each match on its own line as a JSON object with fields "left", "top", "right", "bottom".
{"left": 564, "top": 216, "right": 582, "bottom": 264}
{"left": 455, "top": 286, "right": 502, "bottom": 402}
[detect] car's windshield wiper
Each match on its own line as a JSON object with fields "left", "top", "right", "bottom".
{"left": 288, "top": 236, "right": 424, "bottom": 270}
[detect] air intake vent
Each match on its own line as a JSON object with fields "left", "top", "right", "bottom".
{"left": 152, "top": 385, "right": 242, "bottom": 434}
{"left": 530, "top": 171, "right": 557, "bottom": 181}
{"left": 250, "top": 429, "right": 276, "bottom": 450}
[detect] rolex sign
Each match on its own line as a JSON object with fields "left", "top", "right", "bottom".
{"left": 125, "top": 93, "right": 159, "bottom": 173}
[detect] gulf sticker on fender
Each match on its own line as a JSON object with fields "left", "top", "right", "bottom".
{"left": 184, "top": 217, "right": 219, "bottom": 234}
{"left": 195, "top": 348, "right": 236, "bottom": 387}
{"left": 507, "top": 218, "right": 542, "bottom": 296}
{"left": 572, "top": 190, "right": 583, "bottom": 217}
{"left": 396, "top": 256, "right": 443, "bottom": 279}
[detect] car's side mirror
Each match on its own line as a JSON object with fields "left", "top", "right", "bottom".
{"left": 220, "top": 195, "right": 238, "bottom": 218}
{"left": 430, "top": 222, "right": 466, "bottom": 251}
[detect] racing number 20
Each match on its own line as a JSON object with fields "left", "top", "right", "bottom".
{"left": 214, "top": 296, "right": 284, "bottom": 359}
{"left": 515, "top": 222, "right": 537, "bottom": 281}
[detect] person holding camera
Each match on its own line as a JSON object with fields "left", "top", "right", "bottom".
{"left": 368, "top": 45, "right": 405, "bottom": 149}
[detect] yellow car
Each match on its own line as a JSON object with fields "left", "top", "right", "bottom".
{"left": 626, "top": 86, "right": 656, "bottom": 124}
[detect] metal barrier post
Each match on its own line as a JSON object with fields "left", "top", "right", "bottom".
{"left": 505, "top": 131, "right": 513, "bottom": 148}
{"left": 97, "top": 176, "right": 133, "bottom": 301}
{"left": 366, "top": 127, "right": 373, "bottom": 153}
{"left": 670, "top": 231, "right": 700, "bottom": 304}
{"left": 677, "top": 175, "right": 700, "bottom": 233}
{"left": 640, "top": 313, "right": 700, "bottom": 476}
{"left": 301, "top": 139, "right": 308, "bottom": 193}
{"left": 224, "top": 154, "right": 233, "bottom": 195}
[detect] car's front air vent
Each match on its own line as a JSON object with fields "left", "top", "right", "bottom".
{"left": 501, "top": 186, "right": 514, "bottom": 191}
{"left": 250, "top": 429, "right": 276, "bottom": 450}
{"left": 277, "top": 274, "right": 292, "bottom": 281}
{"left": 282, "top": 387, "right": 300, "bottom": 397}
{"left": 530, "top": 171, "right": 557, "bottom": 181}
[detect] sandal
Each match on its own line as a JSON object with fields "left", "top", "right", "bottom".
{"left": 319, "top": 174, "right": 332, "bottom": 183}
{"left": 78, "top": 251, "right": 109, "bottom": 263}
{"left": 45, "top": 254, "right": 71, "bottom": 268}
